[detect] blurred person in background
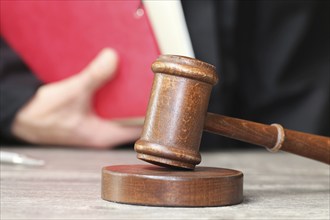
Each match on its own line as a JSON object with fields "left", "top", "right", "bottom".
{"left": 1, "top": 0, "right": 329, "bottom": 149}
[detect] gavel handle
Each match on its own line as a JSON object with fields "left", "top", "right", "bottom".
{"left": 204, "top": 113, "right": 330, "bottom": 164}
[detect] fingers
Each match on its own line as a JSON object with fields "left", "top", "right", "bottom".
{"left": 75, "top": 117, "right": 143, "bottom": 149}
{"left": 37, "top": 48, "right": 119, "bottom": 100}
{"left": 80, "top": 48, "right": 119, "bottom": 93}
{"left": 12, "top": 47, "right": 140, "bottom": 149}
{"left": 95, "top": 124, "right": 142, "bottom": 149}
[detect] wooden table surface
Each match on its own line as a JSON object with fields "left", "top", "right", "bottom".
{"left": 1, "top": 147, "right": 329, "bottom": 220}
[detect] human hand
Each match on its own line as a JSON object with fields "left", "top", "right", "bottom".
{"left": 12, "top": 48, "right": 142, "bottom": 148}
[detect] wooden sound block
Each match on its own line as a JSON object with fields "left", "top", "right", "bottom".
{"left": 101, "top": 165, "right": 243, "bottom": 207}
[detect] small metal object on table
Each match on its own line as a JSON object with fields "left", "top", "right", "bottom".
{"left": 1, "top": 147, "right": 329, "bottom": 219}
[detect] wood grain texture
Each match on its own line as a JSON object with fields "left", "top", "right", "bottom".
{"left": 102, "top": 165, "right": 243, "bottom": 207}
{"left": 135, "top": 55, "right": 218, "bottom": 169}
{"left": 204, "top": 113, "right": 330, "bottom": 164}
{"left": 1, "top": 147, "right": 329, "bottom": 219}
{"left": 135, "top": 55, "right": 329, "bottom": 170}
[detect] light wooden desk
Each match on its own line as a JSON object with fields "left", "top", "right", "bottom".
{"left": 1, "top": 147, "right": 329, "bottom": 220}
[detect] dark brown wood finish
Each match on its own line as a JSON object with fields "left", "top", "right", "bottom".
{"left": 101, "top": 165, "right": 243, "bottom": 207}
{"left": 205, "top": 113, "right": 330, "bottom": 164}
{"left": 135, "top": 55, "right": 330, "bottom": 169}
{"left": 135, "top": 55, "right": 218, "bottom": 169}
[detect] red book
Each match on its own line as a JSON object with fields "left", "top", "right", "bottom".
{"left": 0, "top": 1, "right": 159, "bottom": 119}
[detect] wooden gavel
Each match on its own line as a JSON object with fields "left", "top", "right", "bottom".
{"left": 134, "top": 55, "right": 330, "bottom": 169}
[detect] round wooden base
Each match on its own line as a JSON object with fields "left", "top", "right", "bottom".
{"left": 101, "top": 165, "right": 243, "bottom": 207}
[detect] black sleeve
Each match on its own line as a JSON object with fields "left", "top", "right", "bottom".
{"left": 183, "top": 0, "right": 329, "bottom": 150}
{"left": 233, "top": 0, "right": 330, "bottom": 136}
{"left": 0, "top": 38, "right": 42, "bottom": 144}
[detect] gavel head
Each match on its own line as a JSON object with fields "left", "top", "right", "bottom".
{"left": 134, "top": 55, "right": 218, "bottom": 169}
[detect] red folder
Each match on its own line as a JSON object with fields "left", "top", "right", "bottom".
{"left": 0, "top": 1, "right": 159, "bottom": 119}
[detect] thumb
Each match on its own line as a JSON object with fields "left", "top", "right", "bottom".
{"left": 79, "top": 48, "right": 119, "bottom": 93}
